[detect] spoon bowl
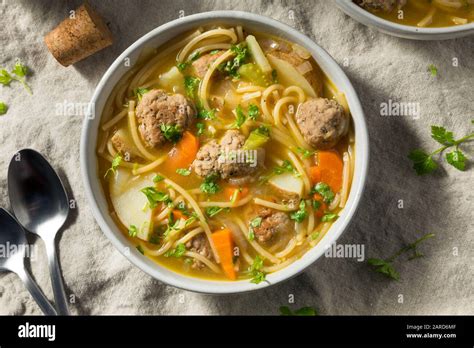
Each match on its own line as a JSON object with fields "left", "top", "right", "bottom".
{"left": 8, "top": 149, "right": 70, "bottom": 315}
{"left": 0, "top": 208, "right": 57, "bottom": 315}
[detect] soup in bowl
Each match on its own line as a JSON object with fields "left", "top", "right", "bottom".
{"left": 335, "top": 0, "right": 474, "bottom": 39}
{"left": 81, "top": 11, "right": 368, "bottom": 293}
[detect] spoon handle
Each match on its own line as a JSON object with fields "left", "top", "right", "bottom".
{"left": 16, "top": 266, "right": 57, "bottom": 316}
{"left": 45, "top": 237, "right": 70, "bottom": 315}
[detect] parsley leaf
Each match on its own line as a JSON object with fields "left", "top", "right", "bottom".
{"left": 0, "top": 102, "right": 8, "bottom": 115}
{"left": 196, "top": 122, "right": 205, "bottom": 136}
{"left": 311, "top": 182, "right": 335, "bottom": 204}
{"left": 153, "top": 174, "right": 165, "bottom": 183}
{"left": 232, "top": 104, "right": 247, "bottom": 129}
{"left": 428, "top": 64, "right": 438, "bottom": 77}
{"left": 184, "top": 76, "right": 200, "bottom": 100}
{"left": 431, "top": 126, "right": 455, "bottom": 146}
{"left": 446, "top": 150, "right": 466, "bottom": 171}
{"left": 248, "top": 104, "right": 260, "bottom": 120}
{"left": 128, "top": 225, "right": 138, "bottom": 237}
{"left": 177, "top": 62, "right": 189, "bottom": 72}
{"left": 408, "top": 121, "right": 474, "bottom": 175}
{"left": 197, "top": 108, "right": 216, "bottom": 120}
{"left": 160, "top": 124, "right": 182, "bottom": 143}
{"left": 200, "top": 174, "right": 220, "bottom": 195}
{"left": 297, "top": 147, "right": 315, "bottom": 159}
{"left": 321, "top": 213, "right": 338, "bottom": 222}
{"left": 290, "top": 200, "right": 307, "bottom": 223}
{"left": 248, "top": 216, "right": 262, "bottom": 240}
{"left": 248, "top": 255, "right": 266, "bottom": 284}
{"left": 205, "top": 206, "right": 229, "bottom": 218}
{"left": 133, "top": 87, "right": 150, "bottom": 101}
{"left": 367, "top": 258, "right": 400, "bottom": 280}
{"left": 220, "top": 43, "right": 249, "bottom": 78}
{"left": 141, "top": 187, "right": 172, "bottom": 208}
{"left": 176, "top": 168, "right": 191, "bottom": 176}
{"left": 164, "top": 243, "right": 186, "bottom": 258}
{"left": 104, "top": 153, "right": 122, "bottom": 178}
{"left": 0, "top": 69, "right": 12, "bottom": 85}
{"left": 408, "top": 149, "right": 438, "bottom": 175}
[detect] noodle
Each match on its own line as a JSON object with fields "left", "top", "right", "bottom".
{"left": 198, "top": 194, "right": 253, "bottom": 208}
{"left": 101, "top": 109, "right": 128, "bottom": 131}
{"left": 253, "top": 198, "right": 298, "bottom": 212}
{"left": 184, "top": 251, "right": 221, "bottom": 273}
{"left": 340, "top": 152, "right": 351, "bottom": 208}
{"left": 178, "top": 28, "right": 237, "bottom": 63}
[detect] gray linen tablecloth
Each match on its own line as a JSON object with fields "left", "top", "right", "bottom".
{"left": 0, "top": 0, "right": 472, "bottom": 315}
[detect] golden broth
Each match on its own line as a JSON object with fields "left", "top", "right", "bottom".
{"left": 357, "top": 0, "right": 474, "bottom": 27}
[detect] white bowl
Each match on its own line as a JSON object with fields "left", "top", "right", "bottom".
{"left": 80, "top": 11, "right": 369, "bottom": 294}
{"left": 335, "top": 0, "right": 474, "bottom": 40}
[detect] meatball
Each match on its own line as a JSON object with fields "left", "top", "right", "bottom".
{"left": 295, "top": 98, "right": 349, "bottom": 149}
{"left": 185, "top": 234, "right": 213, "bottom": 269}
{"left": 252, "top": 207, "right": 291, "bottom": 243}
{"left": 193, "top": 130, "right": 263, "bottom": 180}
{"left": 218, "top": 130, "right": 257, "bottom": 179}
{"left": 193, "top": 140, "right": 220, "bottom": 177}
{"left": 135, "top": 89, "right": 196, "bottom": 148}
{"left": 355, "top": 0, "right": 406, "bottom": 12}
{"left": 191, "top": 51, "right": 224, "bottom": 79}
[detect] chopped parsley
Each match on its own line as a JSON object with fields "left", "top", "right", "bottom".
{"left": 197, "top": 107, "right": 216, "bottom": 120}
{"left": 196, "top": 122, "right": 205, "bottom": 136}
{"left": 177, "top": 62, "right": 189, "bottom": 72}
{"left": 0, "top": 102, "right": 8, "bottom": 115}
{"left": 321, "top": 213, "right": 338, "bottom": 222}
{"left": 104, "top": 153, "right": 122, "bottom": 178}
{"left": 248, "top": 104, "right": 260, "bottom": 120}
{"left": 290, "top": 200, "right": 307, "bottom": 223}
{"left": 176, "top": 168, "right": 191, "bottom": 176}
{"left": 248, "top": 217, "right": 263, "bottom": 241}
{"left": 296, "top": 147, "right": 315, "bottom": 159}
{"left": 200, "top": 174, "right": 220, "bottom": 195}
{"left": 128, "top": 225, "right": 138, "bottom": 237}
{"left": 153, "top": 174, "right": 165, "bottom": 183}
{"left": 160, "top": 124, "right": 182, "bottom": 143}
{"left": 232, "top": 104, "right": 247, "bottom": 129}
{"left": 164, "top": 243, "right": 186, "bottom": 258}
{"left": 205, "top": 206, "right": 229, "bottom": 218}
{"left": 311, "top": 182, "right": 335, "bottom": 204}
{"left": 428, "top": 64, "right": 438, "bottom": 77}
{"left": 184, "top": 76, "right": 200, "bottom": 100}
{"left": 248, "top": 255, "right": 266, "bottom": 284}
{"left": 219, "top": 43, "right": 249, "bottom": 78}
{"left": 0, "top": 60, "right": 32, "bottom": 94}
{"left": 133, "top": 87, "right": 150, "bottom": 101}
{"left": 140, "top": 187, "right": 172, "bottom": 208}
{"left": 189, "top": 51, "right": 201, "bottom": 61}
{"left": 271, "top": 69, "right": 278, "bottom": 83}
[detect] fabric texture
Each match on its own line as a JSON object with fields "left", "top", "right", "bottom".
{"left": 0, "top": 0, "right": 472, "bottom": 315}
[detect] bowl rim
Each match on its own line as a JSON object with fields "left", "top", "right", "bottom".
{"left": 80, "top": 10, "right": 369, "bottom": 294}
{"left": 335, "top": 0, "right": 474, "bottom": 37}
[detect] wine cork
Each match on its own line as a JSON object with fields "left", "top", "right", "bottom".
{"left": 44, "top": 3, "right": 113, "bottom": 67}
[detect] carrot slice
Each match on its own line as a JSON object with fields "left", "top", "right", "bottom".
{"left": 171, "top": 209, "right": 186, "bottom": 221}
{"left": 165, "top": 131, "right": 199, "bottom": 171}
{"left": 224, "top": 186, "right": 249, "bottom": 202}
{"left": 211, "top": 228, "right": 236, "bottom": 280}
{"left": 311, "top": 150, "right": 343, "bottom": 193}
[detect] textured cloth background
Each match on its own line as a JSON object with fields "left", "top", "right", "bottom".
{"left": 0, "top": 0, "right": 472, "bottom": 315}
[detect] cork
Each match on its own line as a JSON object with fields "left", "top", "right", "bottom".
{"left": 44, "top": 3, "right": 113, "bottom": 67}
